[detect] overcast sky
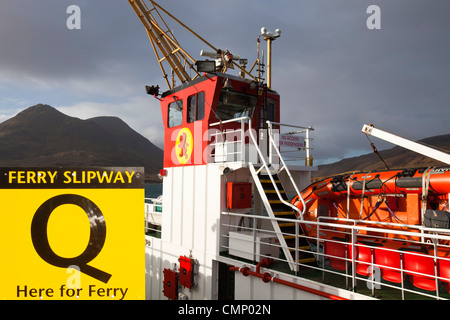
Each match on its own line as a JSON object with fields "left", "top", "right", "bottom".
{"left": 0, "top": 0, "right": 449, "bottom": 165}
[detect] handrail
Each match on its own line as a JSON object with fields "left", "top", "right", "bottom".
{"left": 266, "top": 121, "right": 308, "bottom": 219}
{"left": 318, "top": 215, "right": 450, "bottom": 235}
{"left": 210, "top": 117, "right": 307, "bottom": 219}
{"left": 267, "top": 121, "right": 314, "bottom": 165}
{"left": 248, "top": 126, "right": 305, "bottom": 218}
{"left": 210, "top": 116, "right": 250, "bottom": 163}
{"left": 210, "top": 116, "right": 252, "bottom": 127}
{"left": 221, "top": 211, "right": 450, "bottom": 300}
{"left": 223, "top": 210, "right": 450, "bottom": 242}
{"left": 145, "top": 197, "right": 163, "bottom": 235}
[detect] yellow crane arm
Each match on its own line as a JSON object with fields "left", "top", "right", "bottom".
{"left": 128, "top": 0, "right": 201, "bottom": 90}
{"left": 129, "top": 0, "right": 258, "bottom": 90}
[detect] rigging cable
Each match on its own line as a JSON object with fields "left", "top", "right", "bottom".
{"left": 358, "top": 172, "right": 373, "bottom": 218}
{"left": 364, "top": 133, "right": 390, "bottom": 170}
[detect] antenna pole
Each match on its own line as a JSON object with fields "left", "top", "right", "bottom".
{"left": 261, "top": 28, "right": 281, "bottom": 89}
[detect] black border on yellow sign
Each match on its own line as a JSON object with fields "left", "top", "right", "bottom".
{"left": 0, "top": 167, "right": 144, "bottom": 189}
{"left": 0, "top": 166, "right": 145, "bottom": 300}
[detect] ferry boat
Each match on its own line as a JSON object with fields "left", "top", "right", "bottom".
{"left": 133, "top": 0, "right": 450, "bottom": 300}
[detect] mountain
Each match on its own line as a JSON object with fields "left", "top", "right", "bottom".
{"left": 3, "top": 104, "right": 448, "bottom": 182}
{"left": 0, "top": 104, "right": 163, "bottom": 181}
{"left": 313, "top": 134, "right": 450, "bottom": 179}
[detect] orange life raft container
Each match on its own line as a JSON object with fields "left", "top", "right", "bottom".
{"left": 292, "top": 167, "right": 450, "bottom": 255}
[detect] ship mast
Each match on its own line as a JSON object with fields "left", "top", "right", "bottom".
{"left": 260, "top": 27, "right": 281, "bottom": 90}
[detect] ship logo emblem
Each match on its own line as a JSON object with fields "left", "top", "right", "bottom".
{"left": 175, "top": 128, "right": 193, "bottom": 164}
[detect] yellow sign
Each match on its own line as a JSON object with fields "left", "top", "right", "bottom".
{"left": 175, "top": 127, "right": 193, "bottom": 164}
{"left": 0, "top": 167, "right": 145, "bottom": 300}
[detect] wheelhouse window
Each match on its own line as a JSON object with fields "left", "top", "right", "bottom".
{"left": 260, "top": 100, "right": 277, "bottom": 128}
{"left": 168, "top": 99, "right": 183, "bottom": 128}
{"left": 188, "top": 92, "right": 205, "bottom": 123}
{"left": 215, "top": 90, "right": 257, "bottom": 121}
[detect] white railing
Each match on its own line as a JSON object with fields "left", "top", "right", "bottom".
{"left": 209, "top": 118, "right": 314, "bottom": 167}
{"left": 266, "top": 121, "right": 314, "bottom": 167}
{"left": 210, "top": 117, "right": 313, "bottom": 218}
{"left": 220, "top": 211, "right": 450, "bottom": 300}
{"left": 264, "top": 121, "right": 314, "bottom": 218}
{"left": 210, "top": 116, "right": 254, "bottom": 163}
{"left": 145, "top": 197, "right": 162, "bottom": 237}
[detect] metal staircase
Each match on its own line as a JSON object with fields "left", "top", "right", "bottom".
{"left": 214, "top": 116, "right": 317, "bottom": 271}
{"left": 250, "top": 165, "right": 317, "bottom": 271}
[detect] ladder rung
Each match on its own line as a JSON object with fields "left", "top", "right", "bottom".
{"left": 264, "top": 190, "right": 285, "bottom": 194}
{"left": 260, "top": 179, "right": 281, "bottom": 184}
{"left": 290, "top": 246, "right": 311, "bottom": 251}
{"left": 297, "top": 257, "right": 316, "bottom": 264}
{"left": 269, "top": 200, "right": 283, "bottom": 204}
{"left": 273, "top": 211, "right": 294, "bottom": 216}
{"left": 172, "top": 47, "right": 181, "bottom": 54}
{"left": 278, "top": 222, "right": 295, "bottom": 227}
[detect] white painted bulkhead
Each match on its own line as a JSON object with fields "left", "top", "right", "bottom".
{"left": 145, "top": 163, "right": 224, "bottom": 300}
{"left": 226, "top": 262, "right": 375, "bottom": 300}
{"left": 144, "top": 162, "right": 371, "bottom": 300}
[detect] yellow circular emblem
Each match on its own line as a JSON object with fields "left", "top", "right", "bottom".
{"left": 175, "top": 128, "right": 193, "bottom": 164}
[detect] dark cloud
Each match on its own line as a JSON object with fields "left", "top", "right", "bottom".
{"left": 272, "top": 0, "right": 450, "bottom": 162}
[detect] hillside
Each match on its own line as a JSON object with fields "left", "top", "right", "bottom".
{"left": 313, "top": 134, "right": 450, "bottom": 179}
{"left": 2, "top": 104, "right": 448, "bottom": 182}
{"left": 0, "top": 104, "right": 163, "bottom": 181}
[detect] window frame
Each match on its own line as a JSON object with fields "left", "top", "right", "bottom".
{"left": 168, "top": 99, "right": 184, "bottom": 128}
{"left": 215, "top": 90, "right": 257, "bottom": 122}
{"left": 187, "top": 92, "right": 205, "bottom": 123}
